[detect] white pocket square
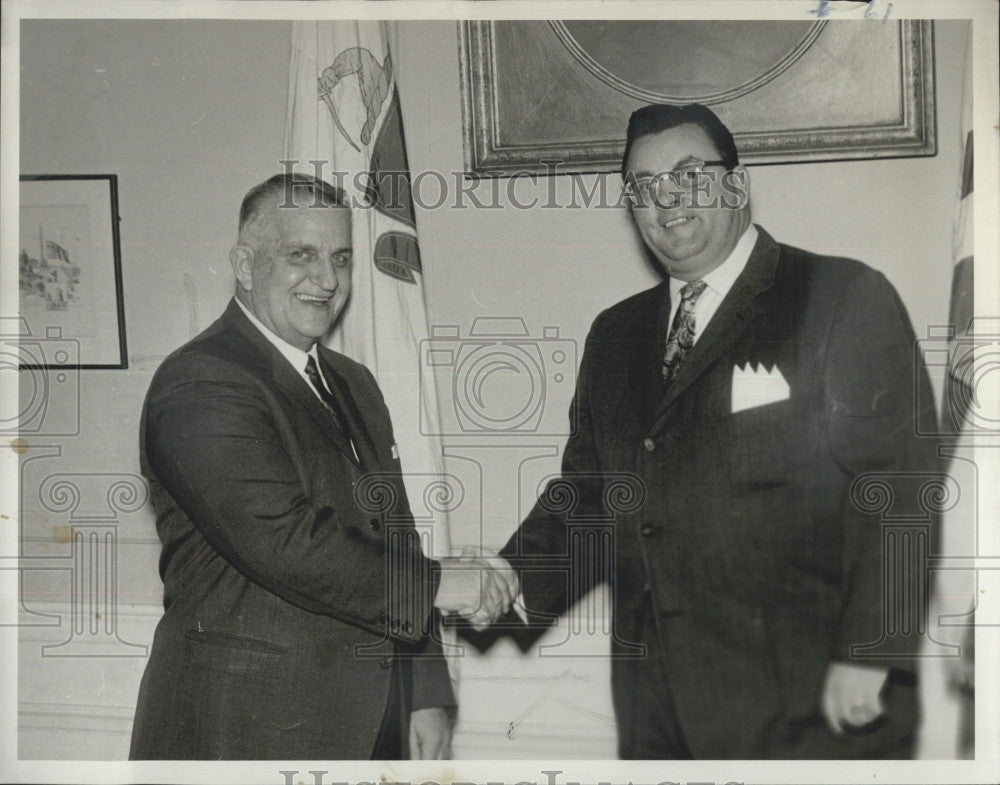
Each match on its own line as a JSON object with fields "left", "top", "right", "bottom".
{"left": 731, "top": 363, "right": 789, "bottom": 413}
{"left": 391, "top": 443, "right": 399, "bottom": 460}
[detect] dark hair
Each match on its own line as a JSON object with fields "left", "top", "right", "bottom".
{"left": 238, "top": 173, "right": 347, "bottom": 238}
{"left": 621, "top": 103, "right": 740, "bottom": 176}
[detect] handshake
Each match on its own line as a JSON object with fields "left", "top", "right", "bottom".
{"left": 434, "top": 547, "right": 521, "bottom": 631}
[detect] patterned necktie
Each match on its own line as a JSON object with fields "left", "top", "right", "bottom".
{"left": 662, "top": 280, "right": 708, "bottom": 387}
{"left": 304, "top": 354, "right": 350, "bottom": 436}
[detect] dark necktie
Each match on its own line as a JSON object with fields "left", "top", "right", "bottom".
{"left": 662, "top": 280, "right": 708, "bottom": 387}
{"left": 304, "top": 354, "right": 350, "bottom": 437}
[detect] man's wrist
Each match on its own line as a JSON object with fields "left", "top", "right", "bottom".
{"left": 432, "top": 557, "right": 480, "bottom": 613}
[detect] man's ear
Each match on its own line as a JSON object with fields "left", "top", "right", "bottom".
{"left": 724, "top": 165, "right": 751, "bottom": 210}
{"left": 734, "top": 164, "right": 750, "bottom": 189}
{"left": 230, "top": 245, "right": 254, "bottom": 292}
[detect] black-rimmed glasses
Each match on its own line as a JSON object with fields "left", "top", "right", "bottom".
{"left": 624, "top": 160, "right": 729, "bottom": 208}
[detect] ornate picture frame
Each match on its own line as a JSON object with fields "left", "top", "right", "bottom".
{"left": 460, "top": 20, "right": 936, "bottom": 177}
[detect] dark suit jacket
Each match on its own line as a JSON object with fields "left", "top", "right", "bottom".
{"left": 130, "top": 300, "right": 453, "bottom": 760}
{"left": 501, "top": 227, "right": 939, "bottom": 758}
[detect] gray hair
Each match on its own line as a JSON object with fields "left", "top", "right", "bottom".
{"left": 237, "top": 173, "right": 347, "bottom": 244}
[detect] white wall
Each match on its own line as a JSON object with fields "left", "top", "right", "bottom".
{"left": 14, "top": 18, "right": 969, "bottom": 760}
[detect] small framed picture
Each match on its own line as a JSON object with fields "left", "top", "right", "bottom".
{"left": 18, "top": 174, "right": 127, "bottom": 369}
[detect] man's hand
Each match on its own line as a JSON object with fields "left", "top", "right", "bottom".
{"left": 409, "top": 706, "right": 453, "bottom": 759}
{"left": 821, "top": 662, "right": 889, "bottom": 733}
{"left": 433, "top": 547, "right": 519, "bottom": 631}
{"left": 458, "top": 546, "right": 519, "bottom": 630}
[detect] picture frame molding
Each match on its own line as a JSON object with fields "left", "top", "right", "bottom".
{"left": 18, "top": 173, "right": 128, "bottom": 370}
{"left": 460, "top": 20, "right": 937, "bottom": 178}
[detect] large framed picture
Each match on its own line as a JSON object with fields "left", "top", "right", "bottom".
{"left": 460, "top": 19, "right": 936, "bottom": 177}
{"left": 18, "top": 174, "right": 127, "bottom": 369}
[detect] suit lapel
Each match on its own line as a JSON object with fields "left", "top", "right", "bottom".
{"left": 650, "top": 227, "right": 781, "bottom": 427}
{"left": 222, "top": 301, "right": 360, "bottom": 464}
{"left": 627, "top": 283, "right": 672, "bottom": 432}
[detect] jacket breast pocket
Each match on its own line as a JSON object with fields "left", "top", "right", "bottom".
{"left": 726, "top": 399, "right": 793, "bottom": 490}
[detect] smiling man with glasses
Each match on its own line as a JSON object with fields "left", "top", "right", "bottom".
{"left": 491, "top": 102, "right": 939, "bottom": 759}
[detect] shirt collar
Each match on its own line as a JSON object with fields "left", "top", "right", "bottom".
{"left": 669, "top": 224, "right": 759, "bottom": 301}
{"left": 234, "top": 296, "right": 321, "bottom": 374}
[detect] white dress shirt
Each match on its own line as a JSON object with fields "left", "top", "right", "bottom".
{"left": 234, "top": 297, "right": 332, "bottom": 399}
{"left": 666, "top": 224, "right": 758, "bottom": 344}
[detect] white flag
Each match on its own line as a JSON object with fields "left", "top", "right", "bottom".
{"left": 284, "top": 21, "right": 451, "bottom": 560}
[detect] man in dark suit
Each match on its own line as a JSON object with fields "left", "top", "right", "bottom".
{"left": 495, "top": 104, "right": 938, "bottom": 758}
{"left": 130, "top": 174, "right": 515, "bottom": 760}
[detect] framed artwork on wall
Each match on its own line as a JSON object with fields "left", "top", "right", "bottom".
{"left": 18, "top": 174, "right": 127, "bottom": 369}
{"left": 459, "top": 20, "right": 936, "bottom": 177}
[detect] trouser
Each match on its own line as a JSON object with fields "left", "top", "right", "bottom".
{"left": 371, "top": 657, "right": 408, "bottom": 759}
{"left": 618, "top": 596, "right": 692, "bottom": 759}
{"left": 617, "top": 595, "right": 919, "bottom": 759}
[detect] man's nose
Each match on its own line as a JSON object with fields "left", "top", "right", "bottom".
{"left": 654, "top": 180, "right": 688, "bottom": 210}
{"left": 310, "top": 257, "right": 339, "bottom": 290}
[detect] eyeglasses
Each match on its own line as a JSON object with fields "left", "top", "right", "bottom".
{"left": 624, "top": 160, "right": 729, "bottom": 208}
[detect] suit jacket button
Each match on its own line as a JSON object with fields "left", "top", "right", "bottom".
{"left": 380, "top": 657, "right": 392, "bottom": 670}
{"left": 642, "top": 438, "right": 655, "bottom": 452}
{"left": 369, "top": 518, "right": 382, "bottom": 531}
{"left": 640, "top": 524, "right": 654, "bottom": 537}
